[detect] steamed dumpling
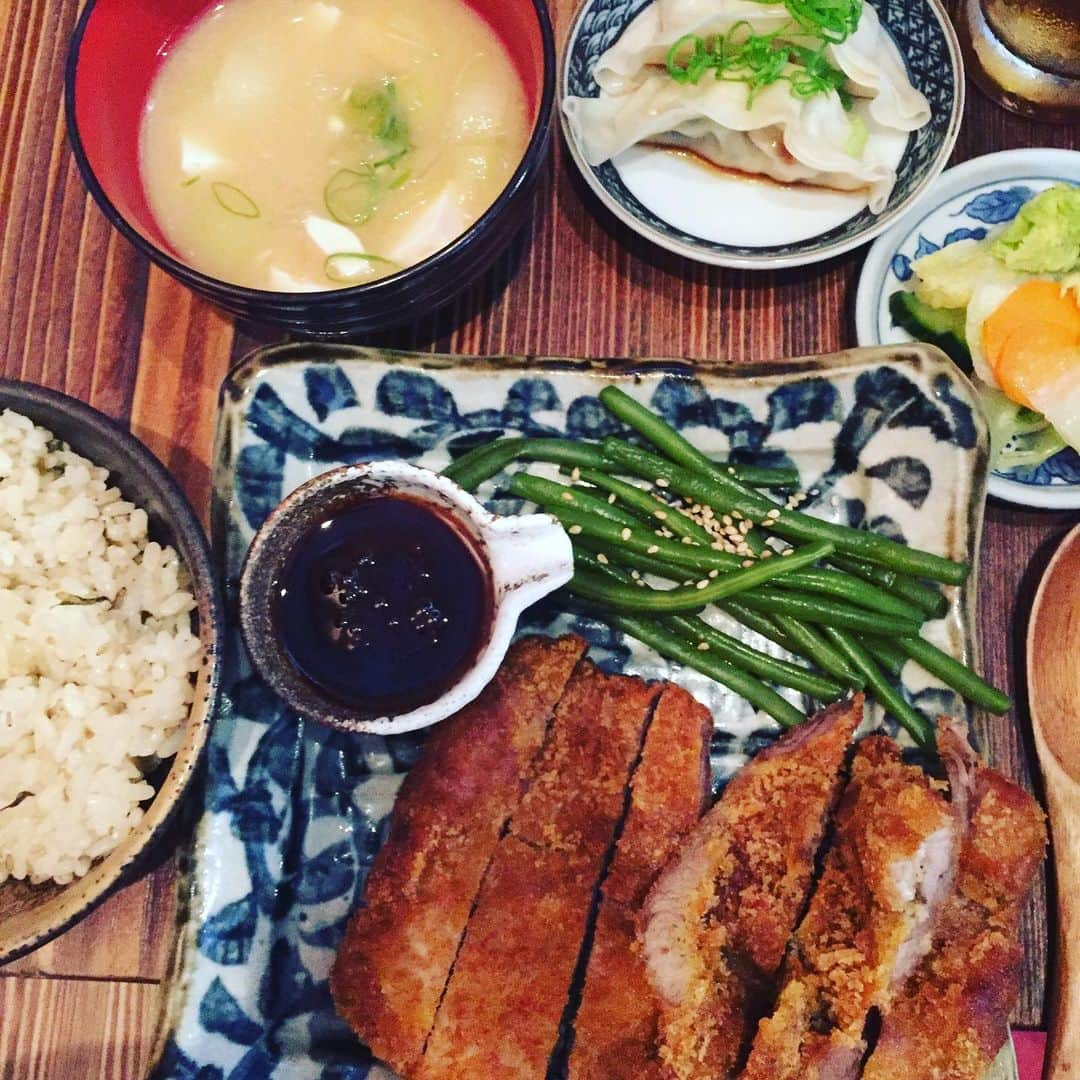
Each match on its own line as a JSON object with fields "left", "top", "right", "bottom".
{"left": 564, "top": 64, "right": 900, "bottom": 211}
{"left": 563, "top": 0, "right": 930, "bottom": 212}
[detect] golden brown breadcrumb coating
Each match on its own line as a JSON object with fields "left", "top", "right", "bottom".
{"left": 329, "top": 634, "right": 586, "bottom": 1074}
{"left": 861, "top": 722, "right": 1046, "bottom": 1080}
{"left": 569, "top": 684, "right": 712, "bottom": 1080}
{"left": 643, "top": 695, "right": 861, "bottom": 1080}
{"left": 417, "top": 662, "right": 660, "bottom": 1079}
{"left": 742, "top": 735, "right": 955, "bottom": 1080}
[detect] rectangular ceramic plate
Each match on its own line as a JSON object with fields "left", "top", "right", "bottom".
{"left": 151, "top": 343, "right": 1014, "bottom": 1079}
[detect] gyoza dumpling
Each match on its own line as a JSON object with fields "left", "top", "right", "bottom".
{"left": 590, "top": 0, "right": 928, "bottom": 132}
{"left": 563, "top": 68, "right": 899, "bottom": 211}
{"left": 564, "top": 0, "right": 930, "bottom": 213}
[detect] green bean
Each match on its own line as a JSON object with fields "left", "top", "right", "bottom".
{"left": 573, "top": 538, "right": 691, "bottom": 585}
{"left": 569, "top": 467, "right": 716, "bottom": 546}
{"left": 601, "top": 438, "right": 969, "bottom": 585}
{"left": 896, "top": 636, "right": 1011, "bottom": 714}
{"left": 578, "top": 552, "right": 842, "bottom": 701}
{"left": 822, "top": 627, "right": 934, "bottom": 746}
{"left": 521, "top": 480, "right": 930, "bottom": 622}
{"left": 511, "top": 492, "right": 745, "bottom": 574}
{"left": 509, "top": 474, "right": 641, "bottom": 530}
{"left": 778, "top": 567, "right": 925, "bottom": 621}
{"left": 608, "top": 613, "right": 807, "bottom": 728}
{"left": 861, "top": 636, "right": 908, "bottom": 678}
{"left": 716, "top": 599, "right": 798, "bottom": 652}
{"left": 597, "top": 387, "right": 799, "bottom": 488}
{"left": 441, "top": 436, "right": 609, "bottom": 491}
{"left": 666, "top": 615, "right": 845, "bottom": 701}
{"left": 771, "top": 613, "right": 865, "bottom": 690}
{"left": 735, "top": 588, "right": 922, "bottom": 637}
{"left": 442, "top": 438, "right": 524, "bottom": 491}
{"left": 831, "top": 554, "right": 949, "bottom": 619}
{"left": 567, "top": 542, "right": 833, "bottom": 614}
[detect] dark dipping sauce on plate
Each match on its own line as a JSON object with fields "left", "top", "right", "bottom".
{"left": 273, "top": 495, "right": 493, "bottom": 714}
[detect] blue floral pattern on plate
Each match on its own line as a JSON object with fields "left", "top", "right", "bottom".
{"left": 871, "top": 174, "right": 1080, "bottom": 490}
{"left": 152, "top": 344, "right": 988, "bottom": 1079}
{"left": 561, "top": 0, "right": 961, "bottom": 265}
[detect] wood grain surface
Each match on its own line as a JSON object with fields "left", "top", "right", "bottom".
{"left": 1, "top": 0, "right": 1076, "bottom": 1073}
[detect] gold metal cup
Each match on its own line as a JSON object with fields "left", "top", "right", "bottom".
{"left": 957, "top": 0, "right": 1080, "bottom": 122}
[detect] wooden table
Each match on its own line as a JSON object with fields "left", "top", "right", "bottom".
{"left": 1, "top": 0, "right": 1076, "bottom": 1074}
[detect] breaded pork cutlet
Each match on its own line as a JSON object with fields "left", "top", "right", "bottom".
{"left": 330, "top": 634, "right": 586, "bottom": 1074}
{"left": 642, "top": 695, "right": 862, "bottom": 1080}
{"left": 743, "top": 735, "right": 956, "bottom": 1080}
{"left": 418, "top": 662, "right": 660, "bottom": 1079}
{"left": 569, "top": 684, "right": 713, "bottom": 1080}
{"left": 862, "top": 721, "right": 1046, "bottom": 1080}
{"left": 415, "top": 835, "right": 597, "bottom": 1079}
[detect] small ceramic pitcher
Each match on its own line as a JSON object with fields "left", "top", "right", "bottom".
{"left": 239, "top": 460, "right": 573, "bottom": 735}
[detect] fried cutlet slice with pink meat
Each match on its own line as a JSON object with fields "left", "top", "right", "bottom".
{"left": 417, "top": 662, "right": 660, "bottom": 1079}
{"left": 742, "top": 734, "right": 957, "bottom": 1080}
{"left": 861, "top": 720, "right": 1046, "bottom": 1080}
{"left": 642, "top": 695, "right": 862, "bottom": 1080}
{"left": 330, "top": 634, "right": 586, "bottom": 1074}
{"left": 568, "top": 684, "right": 713, "bottom": 1080}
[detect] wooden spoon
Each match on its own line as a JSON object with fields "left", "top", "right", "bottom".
{"left": 1027, "top": 523, "right": 1080, "bottom": 1077}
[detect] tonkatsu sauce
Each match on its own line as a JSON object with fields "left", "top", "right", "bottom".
{"left": 274, "top": 494, "right": 493, "bottom": 713}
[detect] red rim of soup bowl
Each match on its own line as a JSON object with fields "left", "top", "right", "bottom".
{"left": 64, "top": 0, "right": 556, "bottom": 333}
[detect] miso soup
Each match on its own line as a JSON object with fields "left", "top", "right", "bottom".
{"left": 139, "top": 0, "right": 531, "bottom": 291}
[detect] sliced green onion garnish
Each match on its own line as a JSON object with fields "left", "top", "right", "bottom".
{"left": 211, "top": 182, "right": 259, "bottom": 218}
{"left": 324, "top": 168, "right": 379, "bottom": 226}
{"left": 324, "top": 252, "right": 397, "bottom": 284}
{"left": 666, "top": 0, "right": 859, "bottom": 107}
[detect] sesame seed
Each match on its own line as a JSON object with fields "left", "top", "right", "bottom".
{"left": 728, "top": 467, "right": 736, "bottom": 475}
{"left": 761, "top": 549, "right": 773, "bottom": 558}
{"left": 682, "top": 536, "right": 694, "bottom": 545}
{"left": 631, "top": 569, "right": 641, "bottom": 579}
{"left": 683, "top": 580, "right": 695, "bottom": 587}
{"left": 596, "top": 553, "right": 609, "bottom": 565}
{"left": 697, "top": 641, "right": 710, "bottom": 651}
{"left": 721, "top": 515, "right": 732, "bottom": 527}
{"left": 766, "top": 508, "right": 781, "bottom": 520}
{"left": 568, "top": 525, "right": 582, "bottom": 535}
{"left": 781, "top": 548, "right": 794, "bottom": 557}
{"left": 742, "top": 559, "right": 755, "bottom": 568}
{"left": 696, "top": 579, "right": 709, "bottom": 590}
{"left": 570, "top": 467, "right": 581, "bottom": 481}
{"left": 646, "top": 544, "right": 659, "bottom": 554}
{"left": 608, "top": 493, "right": 617, "bottom": 504}
{"left": 654, "top": 510, "right": 667, "bottom": 521}
{"left": 708, "top": 569, "right": 719, "bottom": 579}
{"left": 830, "top": 495, "right": 840, "bottom": 507}
{"left": 740, "top": 520, "right": 753, "bottom": 534}
{"left": 561, "top": 491, "right": 574, "bottom": 501}
{"left": 655, "top": 477, "right": 669, "bottom": 488}
{"left": 732, "top": 510, "right": 744, "bottom": 520}
{"left": 620, "top": 527, "right": 632, "bottom": 540}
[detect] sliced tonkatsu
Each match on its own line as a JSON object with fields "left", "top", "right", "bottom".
{"left": 861, "top": 721, "right": 1046, "bottom": 1080}
{"left": 568, "top": 684, "right": 713, "bottom": 1080}
{"left": 742, "top": 735, "right": 956, "bottom": 1080}
{"left": 330, "top": 634, "right": 586, "bottom": 1074}
{"left": 417, "top": 661, "right": 660, "bottom": 1079}
{"left": 642, "top": 695, "right": 862, "bottom": 1080}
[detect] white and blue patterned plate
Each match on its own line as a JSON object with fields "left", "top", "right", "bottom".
{"left": 150, "top": 344, "right": 1009, "bottom": 1079}
{"left": 856, "top": 147, "right": 1080, "bottom": 510}
{"left": 560, "top": 0, "right": 963, "bottom": 268}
